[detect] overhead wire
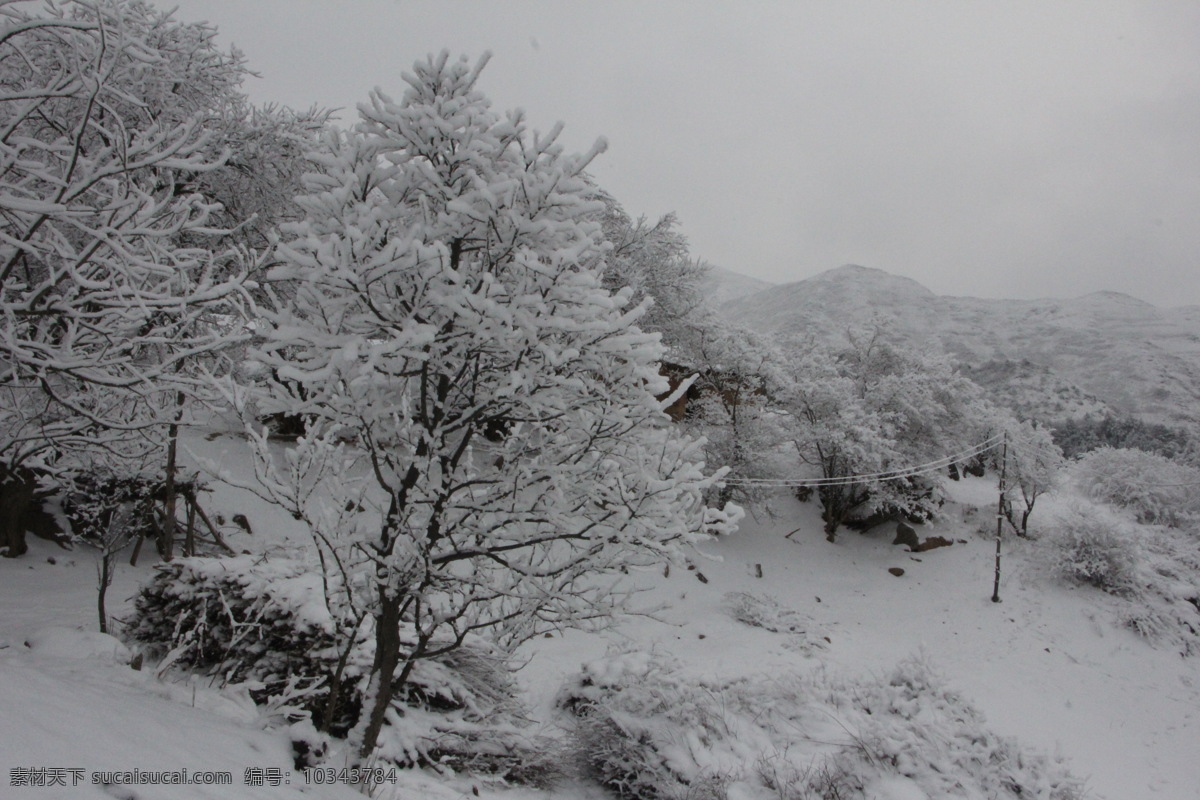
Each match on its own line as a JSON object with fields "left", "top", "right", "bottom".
{"left": 723, "top": 433, "right": 1004, "bottom": 486}
{"left": 720, "top": 434, "right": 1200, "bottom": 490}
{"left": 718, "top": 433, "right": 1007, "bottom": 488}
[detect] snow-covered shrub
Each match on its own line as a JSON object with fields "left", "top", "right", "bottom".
{"left": 376, "top": 709, "right": 566, "bottom": 787}
{"left": 1051, "top": 414, "right": 1194, "bottom": 460}
{"left": 63, "top": 471, "right": 160, "bottom": 547}
{"left": 724, "top": 592, "right": 829, "bottom": 654}
{"left": 128, "top": 556, "right": 557, "bottom": 782}
{"left": 755, "top": 754, "right": 860, "bottom": 800}
{"left": 1037, "top": 504, "right": 1200, "bottom": 655}
{"left": 556, "top": 649, "right": 739, "bottom": 800}
{"left": 129, "top": 556, "right": 345, "bottom": 718}
{"left": 703, "top": 502, "right": 747, "bottom": 538}
{"left": 839, "top": 656, "right": 1084, "bottom": 800}
{"left": 1074, "top": 447, "right": 1200, "bottom": 527}
{"left": 1042, "top": 503, "right": 1142, "bottom": 594}
{"left": 557, "top": 648, "right": 1085, "bottom": 800}
{"left": 1118, "top": 525, "right": 1200, "bottom": 656}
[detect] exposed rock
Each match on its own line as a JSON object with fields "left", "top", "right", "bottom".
{"left": 893, "top": 522, "right": 920, "bottom": 550}
{"left": 892, "top": 522, "right": 954, "bottom": 553}
{"left": 914, "top": 535, "right": 954, "bottom": 553}
{"left": 0, "top": 466, "right": 69, "bottom": 558}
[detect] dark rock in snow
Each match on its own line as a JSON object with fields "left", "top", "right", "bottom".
{"left": 893, "top": 522, "right": 920, "bottom": 550}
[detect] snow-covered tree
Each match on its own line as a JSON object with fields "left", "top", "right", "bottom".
{"left": 185, "top": 101, "right": 332, "bottom": 261}
{"left": 684, "top": 322, "right": 791, "bottom": 507}
{"left": 594, "top": 192, "right": 712, "bottom": 360}
{"left": 591, "top": 194, "right": 778, "bottom": 504}
{"left": 781, "top": 330, "right": 985, "bottom": 540}
{"left": 240, "top": 52, "right": 725, "bottom": 759}
{"left": 0, "top": 0, "right": 253, "bottom": 556}
{"left": 991, "top": 417, "right": 1066, "bottom": 537}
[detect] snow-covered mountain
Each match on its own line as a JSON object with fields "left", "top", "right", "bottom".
{"left": 718, "top": 265, "right": 1200, "bottom": 429}
{"left": 700, "top": 264, "right": 775, "bottom": 305}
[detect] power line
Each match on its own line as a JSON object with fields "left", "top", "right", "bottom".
{"left": 721, "top": 436, "right": 1200, "bottom": 491}
{"left": 719, "top": 434, "right": 1006, "bottom": 488}
{"left": 722, "top": 434, "right": 1003, "bottom": 487}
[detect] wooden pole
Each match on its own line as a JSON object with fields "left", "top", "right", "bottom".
{"left": 187, "top": 492, "right": 236, "bottom": 555}
{"left": 128, "top": 529, "right": 144, "bottom": 566}
{"left": 991, "top": 432, "right": 1008, "bottom": 603}
{"left": 183, "top": 492, "right": 196, "bottom": 557}
{"left": 159, "top": 388, "right": 186, "bottom": 561}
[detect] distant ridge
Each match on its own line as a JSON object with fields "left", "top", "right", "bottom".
{"left": 701, "top": 265, "right": 774, "bottom": 305}
{"left": 810, "top": 264, "right": 934, "bottom": 294}
{"left": 717, "top": 266, "right": 1200, "bottom": 429}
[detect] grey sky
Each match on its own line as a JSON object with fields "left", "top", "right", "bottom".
{"left": 163, "top": 0, "right": 1200, "bottom": 307}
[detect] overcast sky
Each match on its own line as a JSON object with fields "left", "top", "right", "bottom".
{"left": 161, "top": 0, "right": 1200, "bottom": 307}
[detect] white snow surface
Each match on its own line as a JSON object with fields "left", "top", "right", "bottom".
{"left": 1, "top": 429, "right": 1198, "bottom": 799}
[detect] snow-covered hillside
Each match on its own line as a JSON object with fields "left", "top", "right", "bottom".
{"left": 717, "top": 265, "right": 1200, "bottom": 429}
{"left": 700, "top": 265, "right": 775, "bottom": 306}
{"left": 3, "top": 430, "right": 1197, "bottom": 800}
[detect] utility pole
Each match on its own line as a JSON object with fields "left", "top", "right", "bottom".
{"left": 991, "top": 431, "right": 1008, "bottom": 603}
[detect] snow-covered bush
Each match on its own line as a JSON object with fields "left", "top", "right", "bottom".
{"left": 64, "top": 472, "right": 159, "bottom": 548}
{"left": 1117, "top": 525, "right": 1200, "bottom": 656}
{"left": 724, "top": 591, "right": 829, "bottom": 654}
{"left": 1038, "top": 505, "right": 1200, "bottom": 655}
{"left": 557, "top": 648, "right": 1085, "bottom": 800}
{"left": 557, "top": 650, "right": 747, "bottom": 800}
{"left": 376, "top": 714, "right": 566, "bottom": 787}
{"left": 129, "top": 556, "right": 346, "bottom": 717}
{"left": 839, "top": 656, "right": 1085, "bottom": 800}
{"left": 1074, "top": 447, "right": 1200, "bottom": 527}
{"left": 66, "top": 466, "right": 179, "bottom": 633}
{"left": 1042, "top": 503, "right": 1143, "bottom": 594}
{"left": 128, "top": 556, "right": 559, "bottom": 782}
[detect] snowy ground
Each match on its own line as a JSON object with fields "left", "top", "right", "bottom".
{"left": 2, "top": 431, "right": 1198, "bottom": 799}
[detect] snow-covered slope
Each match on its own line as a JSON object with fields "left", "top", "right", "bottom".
{"left": 2, "top": 430, "right": 1198, "bottom": 799}
{"left": 700, "top": 264, "right": 775, "bottom": 305}
{"left": 719, "top": 265, "right": 1200, "bottom": 429}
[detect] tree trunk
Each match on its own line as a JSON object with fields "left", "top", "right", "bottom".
{"left": 819, "top": 485, "right": 849, "bottom": 542}
{"left": 823, "top": 516, "right": 839, "bottom": 543}
{"left": 97, "top": 549, "right": 112, "bottom": 633}
{"left": 358, "top": 589, "right": 403, "bottom": 758}
{"left": 320, "top": 638, "right": 355, "bottom": 734}
{"left": 0, "top": 467, "right": 34, "bottom": 558}
{"left": 183, "top": 495, "right": 196, "bottom": 557}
